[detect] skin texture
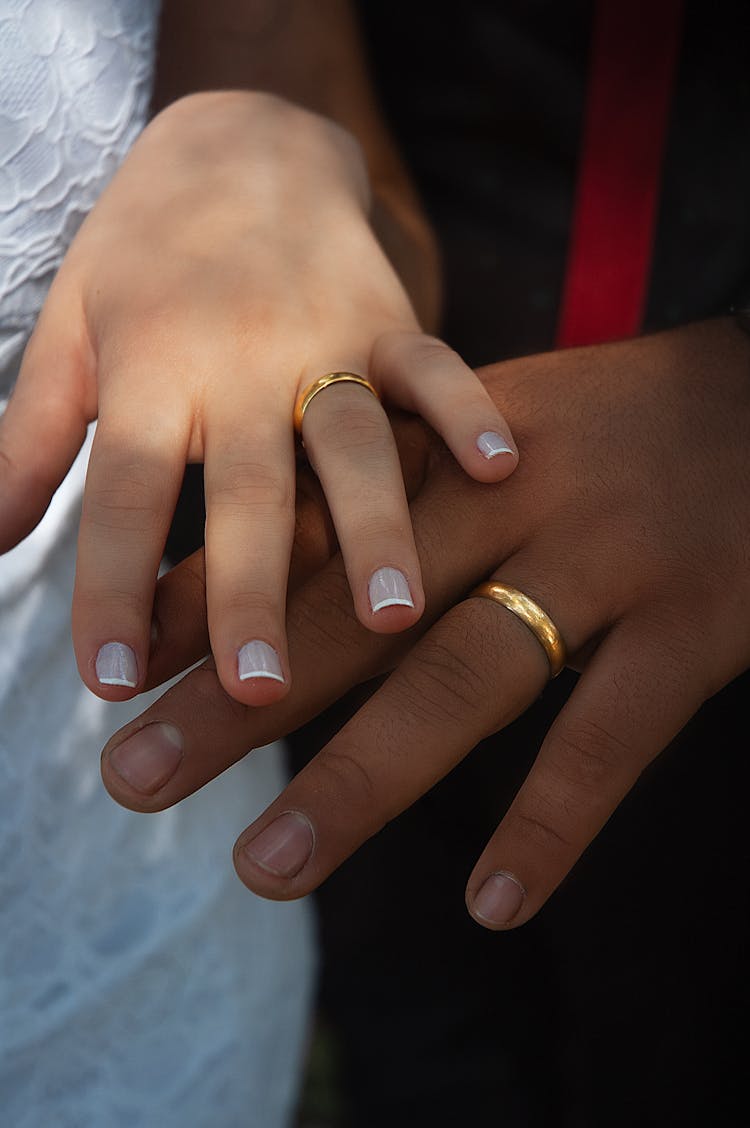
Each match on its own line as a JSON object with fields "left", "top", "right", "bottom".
{"left": 0, "top": 91, "right": 517, "bottom": 710}
{"left": 100, "top": 316, "right": 750, "bottom": 929}
{"left": 152, "top": 0, "right": 444, "bottom": 331}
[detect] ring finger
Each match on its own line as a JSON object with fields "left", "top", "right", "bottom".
{"left": 299, "top": 372, "right": 424, "bottom": 633}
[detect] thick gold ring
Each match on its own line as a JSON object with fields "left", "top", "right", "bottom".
{"left": 469, "top": 581, "right": 567, "bottom": 678}
{"left": 293, "top": 372, "right": 379, "bottom": 434}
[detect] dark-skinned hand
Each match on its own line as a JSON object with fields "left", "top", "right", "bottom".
{"left": 100, "top": 319, "right": 750, "bottom": 929}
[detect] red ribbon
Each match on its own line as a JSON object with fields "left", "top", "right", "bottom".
{"left": 556, "top": 0, "right": 683, "bottom": 347}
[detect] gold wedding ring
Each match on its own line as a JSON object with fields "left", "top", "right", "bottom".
{"left": 293, "top": 372, "right": 380, "bottom": 434}
{"left": 469, "top": 581, "right": 567, "bottom": 678}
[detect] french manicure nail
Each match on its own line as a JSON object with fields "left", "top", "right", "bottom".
{"left": 96, "top": 641, "right": 138, "bottom": 687}
{"left": 476, "top": 431, "right": 514, "bottom": 460}
{"left": 108, "top": 722, "right": 184, "bottom": 795}
{"left": 472, "top": 871, "right": 526, "bottom": 925}
{"left": 241, "top": 812, "right": 314, "bottom": 878}
{"left": 237, "top": 640, "right": 284, "bottom": 683}
{"left": 369, "top": 566, "right": 414, "bottom": 614}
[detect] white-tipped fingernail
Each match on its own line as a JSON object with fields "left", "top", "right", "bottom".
{"left": 96, "top": 642, "right": 138, "bottom": 687}
{"left": 238, "top": 640, "right": 285, "bottom": 683}
{"left": 368, "top": 567, "right": 414, "bottom": 614}
{"left": 476, "top": 431, "right": 514, "bottom": 459}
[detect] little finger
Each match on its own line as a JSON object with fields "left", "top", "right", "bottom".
{"left": 371, "top": 330, "right": 518, "bottom": 483}
{"left": 466, "top": 614, "right": 707, "bottom": 930}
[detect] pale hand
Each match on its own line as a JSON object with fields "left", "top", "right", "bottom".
{"left": 0, "top": 91, "right": 517, "bottom": 707}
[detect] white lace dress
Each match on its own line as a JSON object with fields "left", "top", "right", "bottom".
{"left": 0, "top": 3, "right": 315, "bottom": 1125}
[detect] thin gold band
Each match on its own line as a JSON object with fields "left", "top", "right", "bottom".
{"left": 469, "top": 581, "right": 567, "bottom": 678}
{"left": 293, "top": 372, "right": 379, "bottom": 433}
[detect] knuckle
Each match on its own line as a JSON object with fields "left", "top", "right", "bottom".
{"left": 545, "top": 718, "right": 627, "bottom": 795}
{"left": 509, "top": 721, "right": 622, "bottom": 857}
{"left": 76, "top": 582, "right": 151, "bottom": 619}
{"left": 210, "top": 461, "right": 293, "bottom": 515}
{"left": 309, "top": 399, "right": 386, "bottom": 458}
{"left": 383, "top": 613, "right": 500, "bottom": 735}
{"left": 316, "top": 745, "right": 379, "bottom": 818}
{"left": 370, "top": 328, "right": 418, "bottom": 369}
{"left": 345, "top": 513, "right": 410, "bottom": 550}
{"left": 385, "top": 668, "right": 452, "bottom": 729}
{"left": 373, "top": 330, "right": 456, "bottom": 373}
{"left": 405, "top": 630, "right": 494, "bottom": 726}
{"left": 216, "top": 586, "right": 279, "bottom": 619}
{"left": 84, "top": 469, "right": 165, "bottom": 534}
{"left": 509, "top": 796, "right": 574, "bottom": 852}
{"left": 411, "top": 335, "right": 462, "bottom": 368}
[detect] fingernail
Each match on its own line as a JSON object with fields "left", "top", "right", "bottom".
{"left": 238, "top": 640, "right": 284, "bottom": 683}
{"left": 476, "top": 431, "right": 514, "bottom": 459}
{"left": 96, "top": 641, "right": 138, "bottom": 687}
{"left": 108, "top": 722, "right": 184, "bottom": 794}
{"left": 472, "top": 871, "right": 526, "bottom": 926}
{"left": 368, "top": 566, "right": 414, "bottom": 613}
{"left": 241, "top": 812, "right": 314, "bottom": 878}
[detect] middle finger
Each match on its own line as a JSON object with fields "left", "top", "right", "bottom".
{"left": 203, "top": 383, "right": 296, "bottom": 706}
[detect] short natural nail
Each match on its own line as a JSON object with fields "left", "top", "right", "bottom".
{"left": 96, "top": 641, "right": 138, "bottom": 687}
{"left": 108, "top": 722, "right": 184, "bottom": 795}
{"left": 241, "top": 812, "right": 314, "bottom": 878}
{"left": 471, "top": 871, "right": 526, "bottom": 926}
{"left": 238, "top": 640, "right": 284, "bottom": 682}
{"left": 476, "top": 431, "right": 514, "bottom": 459}
{"left": 369, "top": 566, "right": 414, "bottom": 613}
